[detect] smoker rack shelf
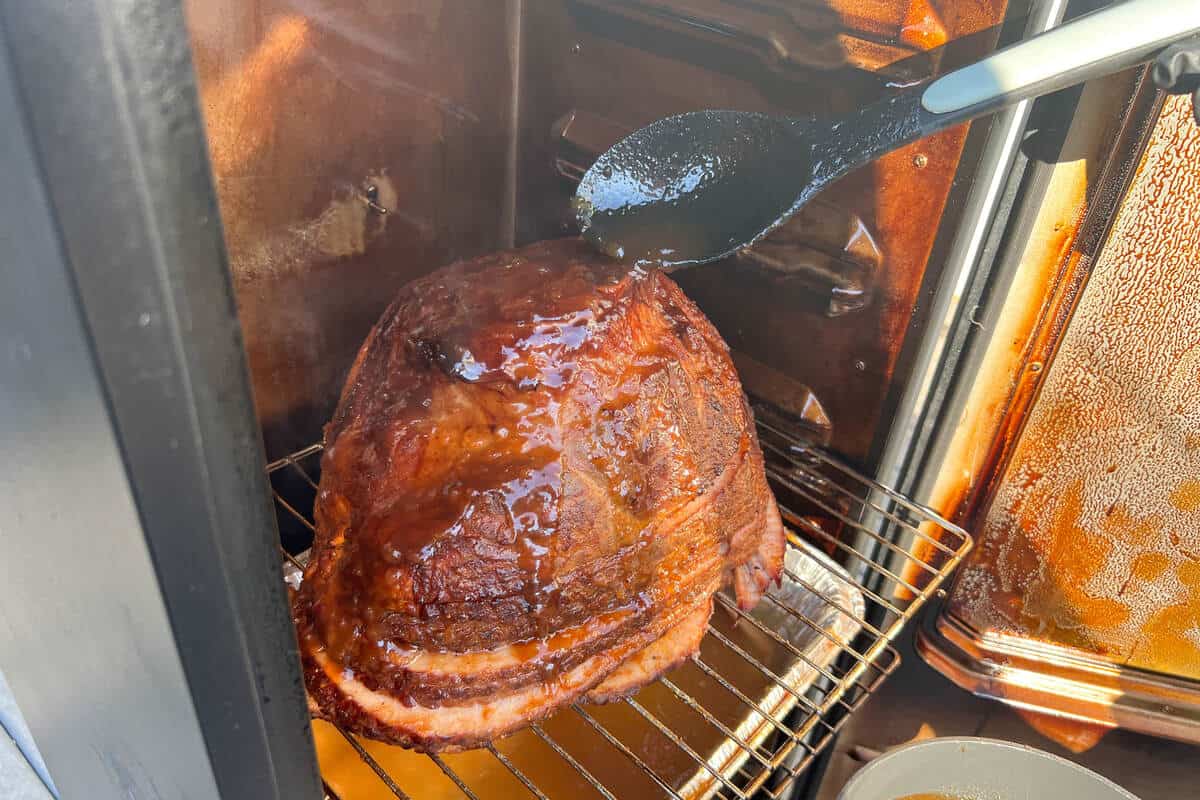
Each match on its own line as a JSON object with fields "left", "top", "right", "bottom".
{"left": 268, "top": 410, "right": 970, "bottom": 800}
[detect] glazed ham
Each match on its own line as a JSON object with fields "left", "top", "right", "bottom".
{"left": 293, "top": 238, "right": 784, "bottom": 751}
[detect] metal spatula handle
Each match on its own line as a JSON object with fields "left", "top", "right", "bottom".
{"left": 923, "top": 0, "right": 1200, "bottom": 117}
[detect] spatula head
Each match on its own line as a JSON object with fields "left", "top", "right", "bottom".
{"left": 573, "top": 111, "right": 815, "bottom": 268}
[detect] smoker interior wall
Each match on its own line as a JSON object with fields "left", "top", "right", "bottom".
{"left": 185, "top": 0, "right": 1010, "bottom": 460}
{"left": 186, "top": 0, "right": 519, "bottom": 455}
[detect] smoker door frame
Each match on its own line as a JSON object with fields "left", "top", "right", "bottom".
{"left": 0, "top": 1, "right": 322, "bottom": 798}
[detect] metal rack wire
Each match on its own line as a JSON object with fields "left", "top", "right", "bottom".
{"left": 267, "top": 410, "right": 970, "bottom": 800}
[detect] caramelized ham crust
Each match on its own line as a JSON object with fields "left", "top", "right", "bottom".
{"left": 294, "top": 238, "right": 784, "bottom": 751}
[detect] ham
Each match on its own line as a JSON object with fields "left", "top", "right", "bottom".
{"left": 293, "top": 238, "right": 784, "bottom": 751}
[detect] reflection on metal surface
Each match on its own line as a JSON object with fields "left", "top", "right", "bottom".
{"left": 918, "top": 607, "right": 1200, "bottom": 744}
{"left": 567, "top": 0, "right": 945, "bottom": 77}
{"left": 739, "top": 365, "right": 834, "bottom": 448}
{"left": 186, "top": 0, "right": 1010, "bottom": 463}
{"left": 553, "top": 110, "right": 640, "bottom": 184}
{"left": 923, "top": 94, "right": 1200, "bottom": 744}
{"left": 186, "top": 0, "right": 519, "bottom": 456}
{"left": 734, "top": 203, "right": 880, "bottom": 318}
{"left": 267, "top": 415, "right": 970, "bottom": 798}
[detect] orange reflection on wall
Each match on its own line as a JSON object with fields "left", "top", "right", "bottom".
{"left": 948, "top": 94, "right": 1200, "bottom": 681}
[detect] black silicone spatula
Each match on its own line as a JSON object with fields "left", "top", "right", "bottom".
{"left": 574, "top": 0, "right": 1200, "bottom": 268}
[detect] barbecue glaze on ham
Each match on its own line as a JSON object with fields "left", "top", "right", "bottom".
{"left": 293, "top": 238, "right": 784, "bottom": 751}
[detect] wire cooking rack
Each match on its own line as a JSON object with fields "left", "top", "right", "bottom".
{"left": 267, "top": 408, "right": 970, "bottom": 800}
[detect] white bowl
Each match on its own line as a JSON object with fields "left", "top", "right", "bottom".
{"left": 836, "top": 737, "right": 1139, "bottom": 800}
